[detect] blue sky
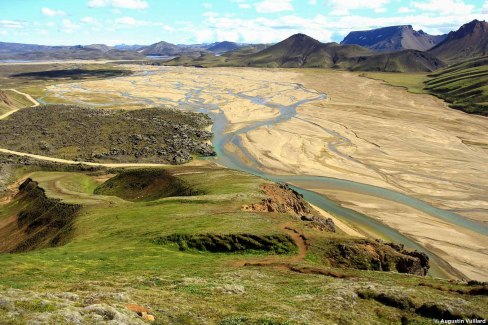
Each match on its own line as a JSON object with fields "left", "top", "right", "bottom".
{"left": 0, "top": 0, "right": 487, "bottom": 45}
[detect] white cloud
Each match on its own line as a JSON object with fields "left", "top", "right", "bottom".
{"left": 203, "top": 2, "right": 213, "bottom": 9}
{"left": 87, "top": 0, "right": 148, "bottom": 9}
{"left": 80, "top": 16, "right": 98, "bottom": 24}
{"left": 239, "top": 3, "right": 252, "bottom": 9}
{"left": 191, "top": 13, "right": 333, "bottom": 44}
{"left": 309, "top": 0, "right": 317, "bottom": 4}
{"left": 326, "top": 0, "right": 389, "bottom": 16}
{"left": 483, "top": 1, "right": 488, "bottom": 14}
{"left": 0, "top": 31, "right": 8, "bottom": 36}
{"left": 398, "top": 7, "right": 413, "bottom": 13}
{"left": 188, "top": 9, "right": 488, "bottom": 44}
{"left": 0, "top": 20, "right": 26, "bottom": 29}
{"left": 114, "top": 16, "right": 147, "bottom": 26}
{"left": 61, "top": 19, "right": 81, "bottom": 33}
{"left": 255, "top": 0, "right": 294, "bottom": 13}
{"left": 195, "top": 29, "right": 214, "bottom": 43}
{"left": 41, "top": 7, "right": 66, "bottom": 17}
{"left": 412, "top": 0, "right": 473, "bottom": 15}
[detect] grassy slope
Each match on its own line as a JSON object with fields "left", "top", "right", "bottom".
{"left": 350, "top": 50, "right": 445, "bottom": 73}
{"left": 361, "top": 72, "right": 428, "bottom": 94}
{"left": 425, "top": 56, "right": 488, "bottom": 115}
{"left": 0, "top": 165, "right": 487, "bottom": 324}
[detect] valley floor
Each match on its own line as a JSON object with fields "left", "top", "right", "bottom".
{"left": 26, "top": 65, "right": 488, "bottom": 281}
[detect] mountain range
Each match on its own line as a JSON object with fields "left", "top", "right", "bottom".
{"left": 0, "top": 20, "right": 486, "bottom": 72}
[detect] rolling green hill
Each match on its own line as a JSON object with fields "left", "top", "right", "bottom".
{"left": 0, "top": 157, "right": 487, "bottom": 323}
{"left": 425, "top": 56, "right": 488, "bottom": 115}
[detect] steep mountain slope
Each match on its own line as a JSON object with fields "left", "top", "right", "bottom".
{"left": 350, "top": 50, "right": 446, "bottom": 72}
{"left": 429, "top": 20, "right": 488, "bottom": 63}
{"left": 341, "top": 25, "right": 446, "bottom": 52}
{"left": 425, "top": 55, "right": 488, "bottom": 115}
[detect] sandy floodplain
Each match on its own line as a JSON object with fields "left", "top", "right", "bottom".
{"left": 41, "top": 65, "right": 488, "bottom": 280}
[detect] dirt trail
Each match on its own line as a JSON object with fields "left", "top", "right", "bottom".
{"left": 0, "top": 148, "right": 171, "bottom": 167}
{"left": 232, "top": 223, "right": 350, "bottom": 278}
{"left": 0, "top": 88, "right": 40, "bottom": 120}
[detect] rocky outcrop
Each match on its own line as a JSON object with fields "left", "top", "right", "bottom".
{"left": 242, "top": 183, "right": 336, "bottom": 232}
{"left": 301, "top": 215, "right": 336, "bottom": 232}
{"left": 385, "top": 242, "right": 429, "bottom": 275}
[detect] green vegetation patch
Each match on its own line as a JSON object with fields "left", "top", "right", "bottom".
{"left": 0, "top": 105, "right": 215, "bottom": 164}
{"left": 155, "top": 233, "right": 297, "bottom": 254}
{"left": 425, "top": 56, "right": 488, "bottom": 116}
{"left": 361, "top": 72, "right": 428, "bottom": 94}
{"left": 94, "top": 169, "right": 203, "bottom": 201}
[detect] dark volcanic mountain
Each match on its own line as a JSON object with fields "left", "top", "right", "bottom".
{"left": 207, "top": 41, "right": 240, "bottom": 54}
{"left": 429, "top": 20, "right": 488, "bottom": 63}
{"left": 0, "top": 41, "right": 144, "bottom": 60}
{"left": 168, "top": 33, "right": 446, "bottom": 72}
{"left": 341, "top": 25, "right": 446, "bottom": 52}
{"left": 141, "top": 41, "right": 183, "bottom": 56}
{"left": 241, "top": 33, "right": 371, "bottom": 68}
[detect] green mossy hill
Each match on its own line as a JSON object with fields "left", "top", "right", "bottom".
{"left": 0, "top": 165, "right": 487, "bottom": 323}
{"left": 425, "top": 56, "right": 488, "bottom": 116}
{"left": 155, "top": 233, "right": 296, "bottom": 254}
{"left": 0, "top": 105, "right": 215, "bottom": 163}
{"left": 94, "top": 169, "right": 203, "bottom": 201}
{"left": 0, "top": 178, "right": 81, "bottom": 253}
